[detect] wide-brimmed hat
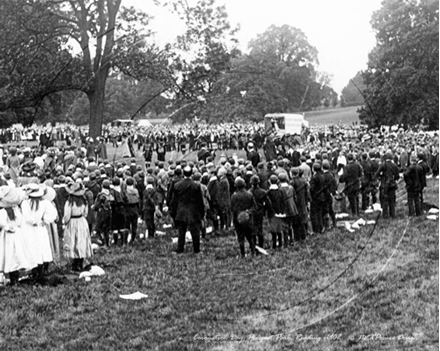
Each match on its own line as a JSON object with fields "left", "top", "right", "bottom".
{"left": 28, "top": 184, "right": 45, "bottom": 198}
{"left": 42, "top": 185, "right": 56, "bottom": 202}
{"left": 21, "top": 162, "right": 36, "bottom": 173}
{"left": 66, "top": 182, "right": 86, "bottom": 196}
{"left": 0, "top": 186, "right": 25, "bottom": 208}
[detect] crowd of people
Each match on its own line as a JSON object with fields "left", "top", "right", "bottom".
{"left": 0, "top": 121, "right": 438, "bottom": 286}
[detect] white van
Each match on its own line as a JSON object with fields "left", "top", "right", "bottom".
{"left": 264, "top": 113, "right": 308, "bottom": 136}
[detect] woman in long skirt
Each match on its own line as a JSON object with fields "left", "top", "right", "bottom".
{"left": 63, "top": 182, "right": 93, "bottom": 272}
{"left": 42, "top": 185, "right": 60, "bottom": 263}
{"left": 20, "top": 184, "right": 57, "bottom": 280}
{"left": 0, "top": 186, "right": 33, "bottom": 285}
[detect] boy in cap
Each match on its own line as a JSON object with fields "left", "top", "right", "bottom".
{"left": 249, "top": 175, "right": 267, "bottom": 250}
{"left": 231, "top": 177, "right": 257, "bottom": 257}
{"left": 266, "top": 174, "right": 286, "bottom": 249}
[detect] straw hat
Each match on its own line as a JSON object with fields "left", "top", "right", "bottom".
{"left": 66, "top": 182, "right": 86, "bottom": 196}
{"left": 28, "top": 184, "right": 45, "bottom": 198}
{"left": 0, "top": 186, "right": 25, "bottom": 208}
{"left": 42, "top": 185, "right": 56, "bottom": 202}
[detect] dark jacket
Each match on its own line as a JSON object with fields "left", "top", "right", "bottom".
{"left": 340, "top": 161, "right": 363, "bottom": 194}
{"left": 169, "top": 178, "right": 205, "bottom": 224}
{"left": 250, "top": 186, "right": 267, "bottom": 216}
{"left": 404, "top": 163, "right": 423, "bottom": 192}
{"left": 290, "top": 176, "right": 309, "bottom": 223}
{"left": 310, "top": 171, "right": 327, "bottom": 202}
{"left": 231, "top": 188, "right": 256, "bottom": 224}
{"left": 266, "top": 187, "right": 285, "bottom": 218}
{"left": 376, "top": 161, "right": 399, "bottom": 190}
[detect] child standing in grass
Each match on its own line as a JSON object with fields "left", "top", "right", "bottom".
{"left": 63, "top": 182, "right": 93, "bottom": 272}
{"left": 142, "top": 176, "right": 160, "bottom": 238}
{"left": 265, "top": 175, "right": 286, "bottom": 250}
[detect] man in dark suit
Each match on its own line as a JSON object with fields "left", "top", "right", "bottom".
{"left": 376, "top": 152, "right": 400, "bottom": 218}
{"left": 340, "top": 153, "right": 363, "bottom": 217}
{"left": 169, "top": 166, "right": 205, "bottom": 254}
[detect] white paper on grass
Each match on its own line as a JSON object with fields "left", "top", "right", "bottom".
{"left": 206, "top": 226, "right": 213, "bottom": 233}
{"left": 255, "top": 246, "right": 268, "bottom": 255}
{"left": 119, "top": 292, "right": 149, "bottom": 300}
{"left": 364, "top": 209, "right": 374, "bottom": 214}
{"left": 366, "top": 220, "right": 376, "bottom": 225}
{"left": 79, "top": 265, "right": 105, "bottom": 279}
{"left": 345, "top": 222, "right": 355, "bottom": 233}
{"left": 163, "top": 224, "right": 172, "bottom": 229}
{"left": 428, "top": 208, "right": 439, "bottom": 214}
{"left": 354, "top": 218, "right": 366, "bottom": 226}
{"left": 91, "top": 243, "right": 100, "bottom": 251}
{"left": 372, "top": 204, "right": 382, "bottom": 212}
{"left": 426, "top": 215, "right": 438, "bottom": 220}
{"left": 336, "top": 213, "right": 349, "bottom": 219}
{"left": 351, "top": 223, "right": 360, "bottom": 229}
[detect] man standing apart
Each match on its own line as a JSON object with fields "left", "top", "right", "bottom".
{"left": 169, "top": 166, "right": 205, "bottom": 254}
{"left": 403, "top": 155, "right": 423, "bottom": 216}
{"left": 376, "top": 152, "right": 400, "bottom": 218}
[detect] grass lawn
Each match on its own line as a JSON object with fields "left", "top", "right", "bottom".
{"left": 0, "top": 169, "right": 438, "bottom": 350}
{"left": 303, "top": 106, "right": 361, "bottom": 127}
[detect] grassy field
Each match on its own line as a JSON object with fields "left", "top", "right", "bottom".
{"left": 0, "top": 169, "right": 438, "bottom": 350}
{"left": 303, "top": 106, "right": 361, "bottom": 127}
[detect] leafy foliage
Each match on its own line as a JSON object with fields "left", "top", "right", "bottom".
{"left": 359, "top": 0, "right": 439, "bottom": 129}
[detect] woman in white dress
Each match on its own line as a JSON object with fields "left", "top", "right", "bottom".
{"left": 21, "top": 184, "right": 57, "bottom": 281}
{"left": 0, "top": 186, "right": 32, "bottom": 286}
{"left": 42, "top": 185, "right": 60, "bottom": 263}
{"left": 63, "top": 182, "right": 93, "bottom": 272}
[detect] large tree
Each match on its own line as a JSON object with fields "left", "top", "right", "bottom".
{"left": 0, "top": 0, "right": 80, "bottom": 125}
{"left": 207, "top": 24, "right": 337, "bottom": 121}
{"left": 359, "top": 0, "right": 439, "bottom": 129}
{"left": 0, "top": 0, "right": 153, "bottom": 136}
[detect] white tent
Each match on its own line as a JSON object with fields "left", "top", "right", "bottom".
{"left": 135, "top": 119, "right": 153, "bottom": 127}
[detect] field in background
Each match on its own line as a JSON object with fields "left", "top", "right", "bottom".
{"left": 303, "top": 105, "right": 361, "bottom": 127}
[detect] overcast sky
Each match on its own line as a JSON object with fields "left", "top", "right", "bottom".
{"left": 125, "top": 0, "right": 383, "bottom": 95}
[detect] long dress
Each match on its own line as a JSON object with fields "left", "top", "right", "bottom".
{"left": 45, "top": 201, "right": 60, "bottom": 263}
{"left": 21, "top": 199, "right": 57, "bottom": 267}
{"left": 63, "top": 201, "right": 92, "bottom": 259}
{"left": 6, "top": 155, "right": 20, "bottom": 184}
{"left": 0, "top": 207, "right": 34, "bottom": 274}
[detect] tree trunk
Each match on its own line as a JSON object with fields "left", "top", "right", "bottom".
{"left": 87, "top": 69, "right": 108, "bottom": 140}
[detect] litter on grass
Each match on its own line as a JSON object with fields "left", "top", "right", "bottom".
{"left": 366, "top": 220, "right": 376, "bottom": 225}
{"left": 345, "top": 222, "right": 355, "bottom": 233}
{"left": 206, "top": 226, "right": 213, "bottom": 234}
{"left": 171, "top": 232, "right": 194, "bottom": 243}
{"left": 354, "top": 218, "right": 366, "bottom": 226}
{"left": 156, "top": 231, "right": 166, "bottom": 236}
{"left": 426, "top": 215, "right": 438, "bottom": 220}
{"left": 163, "top": 224, "right": 172, "bottom": 229}
{"left": 119, "top": 292, "right": 149, "bottom": 300}
{"left": 335, "top": 213, "right": 349, "bottom": 219}
{"left": 364, "top": 209, "right": 374, "bottom": 214}
{"left": 256, "top": 246, "right": 268, "bottom": 255}
{"left": 79, "top": 265, "right": 105, "bottom": 279}
{"left": 91, "top": 243, "right": 101, "bottom": 251}
{"left": 428, "top": 208, "right": 439, "bottom": 214}
{"left": 372, "top": 204, "right": 382, "bottom": 212}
